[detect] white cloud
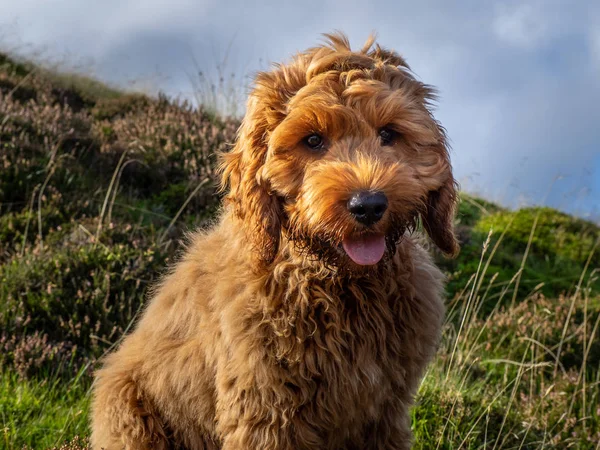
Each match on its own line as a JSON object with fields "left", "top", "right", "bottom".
{"left": 492, "top": 1, "right": 552, "bottom": 49}
{"left": 0, "top": 0, "right": 215, "bottom": 59}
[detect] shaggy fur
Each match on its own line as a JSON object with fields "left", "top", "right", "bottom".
{"left": 90, "top": 33, "right": 458, "bottom": 450}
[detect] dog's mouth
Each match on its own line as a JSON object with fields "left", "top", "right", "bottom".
{"left": 341, "top": 233, "right": 386, "bottom": 266}
{"left": 287, "top": 211, "right": 415, "bottom": 269}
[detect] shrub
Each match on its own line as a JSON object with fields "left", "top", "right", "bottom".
{"left": 0, "top": 238, "right": 169, "bottom": 362}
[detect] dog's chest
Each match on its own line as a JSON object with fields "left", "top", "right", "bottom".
{"left": 265, "top": 285, "right": 402, "bottom": 434}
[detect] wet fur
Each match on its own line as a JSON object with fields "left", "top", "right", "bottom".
{"left": 91, "top": 33, "right": 458, "bottom": 450}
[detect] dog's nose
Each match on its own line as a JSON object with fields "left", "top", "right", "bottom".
{"left": 347, "top": 191, "right": 388, "bottom": 226}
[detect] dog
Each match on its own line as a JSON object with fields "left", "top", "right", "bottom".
{"left": 90, "top": 32, "right": 458, "bottom": 450}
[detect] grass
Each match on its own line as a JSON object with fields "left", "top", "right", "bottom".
{"left": 0, "top": 369, "right": 90, "bottom": 449}
{"left": 0, "top": 50, "right": 599, "bottom": 449}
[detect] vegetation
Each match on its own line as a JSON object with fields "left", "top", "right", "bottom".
{"left": 0, "top": 51, "right": 598, "bottom": 449}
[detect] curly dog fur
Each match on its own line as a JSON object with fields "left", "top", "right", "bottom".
{"left": 90, "top": 32, "right": 458, "bottom": 449}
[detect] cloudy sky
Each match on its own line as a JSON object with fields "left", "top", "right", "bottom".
{"left": 2, "top": 0, "right": 599, "bottom": 220}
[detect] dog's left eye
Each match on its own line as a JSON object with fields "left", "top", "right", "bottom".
{"left": 304, "top": 133, "right": 324, "bottom": 150}
{"left": 378, "top": 127, "right": 398, "bottom": 146}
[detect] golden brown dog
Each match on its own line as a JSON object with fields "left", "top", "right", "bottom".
{"left": 90, "top": 32, "right": 458, "bottom": 450}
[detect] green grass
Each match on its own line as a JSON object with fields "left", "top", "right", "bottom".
{"left": 0, "top": 50, "right": 599, "bottom": 449}
{"left": 0, "top": 369, "right": 90, "bottom": 449}
{"left": 441, "top": 196, "right": 600, "bottom": 313}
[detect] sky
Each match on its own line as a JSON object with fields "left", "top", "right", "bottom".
{"left": 1, "top": 0, "right": 599, "bottom": 221}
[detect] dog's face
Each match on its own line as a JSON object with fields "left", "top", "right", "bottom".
{"left": 221, "top": 34, "right": 458, "bottom": 269}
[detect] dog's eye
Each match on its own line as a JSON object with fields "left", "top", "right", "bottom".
{"left": 378, "top": 127, "right": 398, "bottom": 146}
{"left": 304, "top": 133, "right": 324, "bottom": 150}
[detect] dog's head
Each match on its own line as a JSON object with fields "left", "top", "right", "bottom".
{"left": 220, "top": 33, "right": 458, "bottom": 269}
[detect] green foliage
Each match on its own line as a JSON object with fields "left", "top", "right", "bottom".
{"left": 413, "top": 373, "right": 545, "bottom": 449}
{"left": 0, "top": 52, "right": 33, "bottom": 78}
{"left": 434, "top": 291, "right": 600, "bottom": 449}
{"left": 92, "top": 94, "right": 150, "bottom": 120}
{"left": 477, "top": 207, "right": 599, "bottom": 266}
{"left": 0, "top": 369, "right": 89, "bottom": 449}
{"left": 455, "top": 193, "right": 505, "bottom": 228}
{"left": 0, "top": 239, "right": 168, "bottom": 358}
{"left": 439, "top": 200, "right": 599, "bottom": 313}
{"left": 477, "top": 294, "right": 600, "bottom": 373}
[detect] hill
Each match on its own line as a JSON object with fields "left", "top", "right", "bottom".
{"left": 0, "top": 52, "right": 598, "bottom": 449}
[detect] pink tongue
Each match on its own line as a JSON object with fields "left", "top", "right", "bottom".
{"left": 342, "top": 234, "right": 386, "bottom": 265}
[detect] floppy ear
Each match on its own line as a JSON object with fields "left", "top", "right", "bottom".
{"left": 219, "top": 95, "right": 284, "bottom": 265}
{"left": 423, "top": 168, "right": 460, "bottom": 257}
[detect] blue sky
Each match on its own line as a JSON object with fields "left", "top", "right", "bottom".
{"left": 1, "top": 0, "right": 599, "bottom": 221}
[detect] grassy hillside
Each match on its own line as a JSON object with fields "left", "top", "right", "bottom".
{"left": 1, "top": 52, "right": 599, "bottom": 449}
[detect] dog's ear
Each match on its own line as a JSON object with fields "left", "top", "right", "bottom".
{"left": 422, "top": 141, "right": 460, "bottom": 257}
{"left": 219, "top": 95, "right": 284, "bottom": 265}
{"left": 423, "top": 173, "right": 459, "bottom": 257}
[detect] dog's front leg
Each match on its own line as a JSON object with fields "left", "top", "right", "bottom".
{"left": 215, "top": 374, "right": 325, "bottom": 450}
{"left": 220, "top": 424, "right": 289, "bottom": 450}
{"left": 216, "top": 390, "right": 300, "bottom": 450}
{"left": 360, "top": 398, "right": 413, "bottom": 450}
{"left": 91, "top": 367, "right": 170, "bottom": 450}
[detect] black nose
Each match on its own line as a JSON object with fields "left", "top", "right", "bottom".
{"left": 347, "top": 191, "right": 388, "bottom": 226}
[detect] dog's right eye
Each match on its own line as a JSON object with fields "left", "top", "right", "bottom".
{"left": 379, "top": 127, "right": 398, "bottom": 146}
{"left": 303, "top": 134, "right": 324, "bottom": 150}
